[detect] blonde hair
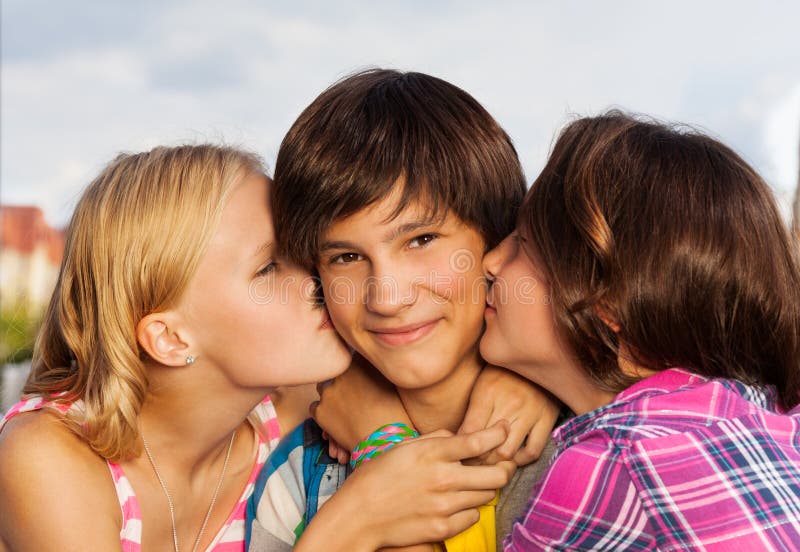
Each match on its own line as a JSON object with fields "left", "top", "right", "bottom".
{"left": 25, "top": 144, "right": 264, "bottom": 461}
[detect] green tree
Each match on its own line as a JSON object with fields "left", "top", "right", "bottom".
{"left": 0, "top": 308, "right": 41, "bottom": 365}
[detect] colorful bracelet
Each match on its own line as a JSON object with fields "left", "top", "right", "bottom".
{"left": 350, "top": 422, "right": 419, "bottom": 469}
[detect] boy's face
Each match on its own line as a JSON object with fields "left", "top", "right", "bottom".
{"left": 317, "top": 185, "right": 487, "bottom": 390}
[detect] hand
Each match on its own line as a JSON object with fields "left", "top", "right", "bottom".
{"left": 296, "top": 423, "right": 515, "bottom": 551}
{"left": 321, "top": 429, "right": 350, "bottom": 464}
{"left": 312, "top": 353, "right": 413, "bottom": 452}
{"left": 458, "top": 365, "right": 561, "bottom": 466}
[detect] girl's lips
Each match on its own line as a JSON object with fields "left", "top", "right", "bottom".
{"left": 484, "top": 304, "right": 497, "bottom": 317}
{"left": 319, "top": 310, "right": 334, "bottom": 329}
{"left": 370, "top": 319, "right": 441, "bottom": 347}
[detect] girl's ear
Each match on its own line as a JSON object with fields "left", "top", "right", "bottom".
{"left": 136, "top": 313, "right": 191, "bottom": 367}
{"left": 595, "top": 304, "right": 621, "bottom": 334}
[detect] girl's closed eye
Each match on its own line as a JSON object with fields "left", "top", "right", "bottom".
{"left": 256, "top": 260, "right": 278, "bottom": 277}
{"left": 408, "top": 233, "right": 438, "bottom": 249}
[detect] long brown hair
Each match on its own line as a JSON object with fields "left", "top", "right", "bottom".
{"left": 519, "top": 111, "right": 800, "bottom": 408}
{"left": 25, "top": 144, "right": 263, "bottom": 461}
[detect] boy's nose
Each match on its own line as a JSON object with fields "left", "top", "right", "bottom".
{"left": 364, "top": 275, "right": 415, "bottom": 316}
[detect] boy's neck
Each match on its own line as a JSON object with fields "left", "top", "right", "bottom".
{"left": 397, "top": 346, "right": 484, "bottom": 434}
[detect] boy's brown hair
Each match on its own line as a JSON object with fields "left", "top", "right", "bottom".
{"left": 519, "top": 111, "right": 800, "bottom": 408}
{"left": 272, "top": 68, "right": 526, "bottom": 267}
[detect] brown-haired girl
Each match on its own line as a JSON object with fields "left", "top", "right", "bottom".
{"left": 482, "top": 111, "right": 800, "bottom": 550}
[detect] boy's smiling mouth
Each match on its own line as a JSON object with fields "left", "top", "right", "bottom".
{"left": 368, "top": 318, "right": 442, "bottom": 347}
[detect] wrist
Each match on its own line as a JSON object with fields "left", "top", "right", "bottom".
{"left": 350, "top": 422, "right": 419, "bottom": 469}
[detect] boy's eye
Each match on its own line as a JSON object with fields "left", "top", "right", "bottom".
{"left": 256, "top": 261, "right": 277, "bottom": 276}
{"left": 408, "top": 234, "right": 438, "bottom": 249}
{"left": 331, "top": 252, "right": 363, "bottom": 264}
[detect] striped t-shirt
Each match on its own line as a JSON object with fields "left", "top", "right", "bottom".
{"left": 1, "top": 394, "right": 281, "bottom": 551}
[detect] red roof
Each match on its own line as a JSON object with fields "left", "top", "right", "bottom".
{"left": 0, "top": 205, "right": 65, "bottom": 265}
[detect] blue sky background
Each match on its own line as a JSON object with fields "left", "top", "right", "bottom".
{"left": 2, "top": 1, "right": 799, "bottom": 225}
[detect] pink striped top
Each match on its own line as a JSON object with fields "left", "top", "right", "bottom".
{"left": 1, "top": 395, "right": 281, "bottom": 551}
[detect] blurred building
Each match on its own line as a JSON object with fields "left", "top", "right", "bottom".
{"left": 0, "top": 205, "right": 64, "bottom": 312}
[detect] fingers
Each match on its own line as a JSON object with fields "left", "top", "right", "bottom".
{"left": 322, "top": 430, "right": 351, "bottom": 465}
{"left": 511, "top": 399, "right": 560, "bottom": 466}
{"left": 437, "top": 421, "right": 509, "bottom": 462}
{"left": 496, "top": 459, "right": 518, "bottom": 481}
{"left": 457, "top": 394, "right": 493, "bottom": 435}
{"left": 374, "top": 424, "right": 512, "bottom": 488}
{"left": 540, "top": 399, "right": 561, "bottom": 430}
{"left": 399, "top": 509, "right": 483, "bottom": 547}
{"left": 415, "top": 428, "right": 455, "bottom": 441}
{"left": 491, "top": 416, "right": 526, "bottom": 462}
{"left": 513, "top": 445, "right": 538, "bottom": 467}
{"left": 322, "top": 428, "right": 512, "bottom": 550}
{"left": 439, "top": 509, "right": 482, "bottom": 541}
{"left": 331, "top": 443, "right": 348, "bottom": 464}
{"left": 513, "top": 424, "right": 550, "bottom": 466}
{"left": 448, "top": 490, "right": 498, "bottom": 511}
{"left": 453, "top": 462, "right": 514, "bottom": 490}
{"left": 326, "top": 434, "right": 339, "bottom": 461}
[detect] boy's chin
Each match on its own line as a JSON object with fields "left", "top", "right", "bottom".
{"left": 377, "top": 363, "right": 456, "bottom": 391}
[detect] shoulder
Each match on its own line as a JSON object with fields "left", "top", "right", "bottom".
{"left": 500, "top": 437, "right": 557, "bottom": 506}
{"left": 557, "top": 377, "right": 730, "bottom": 449}
{"left": 506, "top": 440, "right": 655, "bottom": 550}
{"left": 247, "top": 421, "right": 311, "bottom": 548}
{"left": 0, "top": 409, "right": 101, "bottom": 472}
{"left": 252, "top": 419, "right": 332, "bottom": 501}
{"left": 250, "top": 420, "right": 312, "bottom": 521}
{"left": 496, "top": 437, "right": 558, "bottom": 546}
{"left": 540, "top": 437, "right": 626, "bottom": 500}
{"left": 611, "top": 369, "right": 769, "bottom": 425}
{"left": 247, "top": 419, "right": 348, "bottom": 548}
{"left": 0, "top": 411, "right": 121, "bottom": 549}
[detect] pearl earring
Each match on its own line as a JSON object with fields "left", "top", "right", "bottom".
{"left": 185, "top": 355, "right": 196, "bottom": 365}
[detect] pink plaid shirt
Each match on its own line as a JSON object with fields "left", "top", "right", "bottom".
{"left": 505, "top": 368, "right": 800, "bottom": 551}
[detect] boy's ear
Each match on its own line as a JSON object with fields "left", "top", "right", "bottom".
{"left": 595, "top": 304, "right": 621, "bottom": 334}
{"left": 136, "top": 313, "right": 192, "bottom": 367}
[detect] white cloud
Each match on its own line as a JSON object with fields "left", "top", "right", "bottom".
{"left": 764, "top": 83, "right": 800, "bottom": 192}
{"left": 2, "top": 1, "right": 799, "bottom": 225}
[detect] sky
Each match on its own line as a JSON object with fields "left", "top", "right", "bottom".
{"left": 2, "top": 0, "right": 799, "bottom": 226}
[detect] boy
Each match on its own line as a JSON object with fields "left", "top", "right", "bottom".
{"left": 248, "top": 69, "right": 560, "bottom": 551}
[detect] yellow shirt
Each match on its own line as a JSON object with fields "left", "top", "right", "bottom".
{"left": 433, "top": 492, "right": 498, "bottom": 552}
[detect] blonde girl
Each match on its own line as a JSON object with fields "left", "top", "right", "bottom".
{"left": 0, "top": 145, "right": 510, "bottom": 551}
